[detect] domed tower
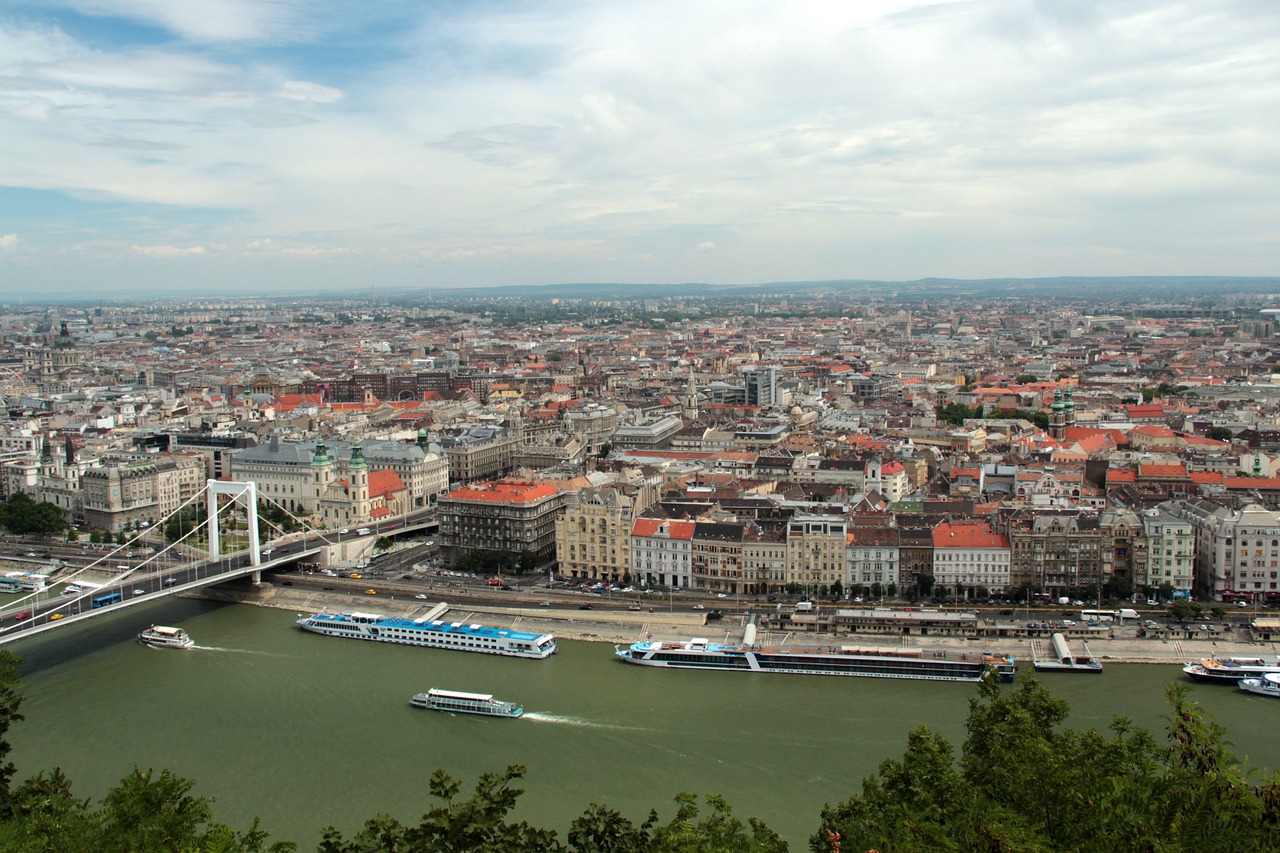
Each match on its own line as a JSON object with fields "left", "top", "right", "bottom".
{"left": 347, "top": 439, "right": 371, "bottom": 521}
{"left": 1049, "top": 387, "right": 1066, "bottom": 440}
{"left": 416, "top": 428, "right": 430, "bottom": 452}
{"left": 311, "top": 436, "right": 334, "bottom": 505}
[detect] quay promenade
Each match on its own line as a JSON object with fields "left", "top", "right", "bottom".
{"left": 201, "top": 585, "right": 1278, "bottom": 666}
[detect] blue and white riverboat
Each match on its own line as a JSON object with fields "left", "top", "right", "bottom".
{"left": 616, "top": 637, "right": 1015, "bottom": 682}
{"left": 296, "top": 611, "right": 556, "bottom": 658}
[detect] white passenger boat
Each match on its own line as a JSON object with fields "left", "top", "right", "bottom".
{"left": 1238, "top": 672, "right": 1280, "bottom": 698}
{"left": 137, "top": 625, "right": 194, "bottom": 649}
{"left": 411, "top": 688, "right": 523, "bottom": 717}
{"left": 616, "top": 637, "right": 1015, "bottom": 682}
{"left": 1183, "top": 656, "right": 1280, "bottom": 684}
{"left": 296, "top": 611, "right": 556, "bottom": 658}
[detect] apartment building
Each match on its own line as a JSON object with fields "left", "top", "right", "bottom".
{"left": 554, "top": 487, "right": 635, "bottom": 583}
{"left": 630, "top": 518, "right": 695, "bottom": 589}
{"left": 438, "top": 479, "right": 566, "bottom": 567}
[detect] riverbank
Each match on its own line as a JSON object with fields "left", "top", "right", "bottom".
{"left": 194, "top": 583, "right": 1280, "bottom": 666}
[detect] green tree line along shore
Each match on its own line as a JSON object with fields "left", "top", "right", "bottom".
{"left": 2, "top": 649, "right": 1279, "bottom": 852}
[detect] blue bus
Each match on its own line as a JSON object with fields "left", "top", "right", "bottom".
{"left": 91, "top": 592, "right": 122, "bottom": 609}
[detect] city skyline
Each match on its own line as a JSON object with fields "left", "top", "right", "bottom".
{"left": 1, "top": 1, "right": 1278, "bottom": 297}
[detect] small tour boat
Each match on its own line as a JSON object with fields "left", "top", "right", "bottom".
{"left": 137, "top": 625, "right": 194, "bottom": 649}
{"left": 410, "top": 688, "right": 523, "bottom": 717}
{"left": 1238, "top": 672, "right": 1280, "bottom": 699}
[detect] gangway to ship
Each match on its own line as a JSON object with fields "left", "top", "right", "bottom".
{"left": 1031, "top": 632, "right": 1102, "bottom": 673}
{"left": 418, "top": 602, "right": 449, "bottom": 622}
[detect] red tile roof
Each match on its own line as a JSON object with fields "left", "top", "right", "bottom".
{"left": 445, "top": 480, "right": 560, "bottom": 504}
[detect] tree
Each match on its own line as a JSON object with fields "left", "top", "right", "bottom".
{"left": 1207, "top": 425, "right": 1234, "bottom": 441}
{"left": 1168, "top": 599, "right": 1203, "bottom": 621}
{"left": 814, "top": 675, "right": 1280, "bottom": 852}
{"left": 0, "top": 494, "right": 66, "bottom": 537}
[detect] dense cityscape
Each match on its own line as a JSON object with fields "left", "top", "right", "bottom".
{"left": 5, "top": 281, "right": 1280, "bottom": 612}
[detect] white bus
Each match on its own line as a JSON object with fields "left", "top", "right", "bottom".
{"left": 1080, "top": 609, "right": 1116, "bottom": 623}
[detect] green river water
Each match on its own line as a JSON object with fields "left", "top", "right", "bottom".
{"left": 9, "top": 597, "right": 1280, "bottom": 849}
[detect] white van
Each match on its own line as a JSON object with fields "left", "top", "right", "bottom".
{"left": 356, "top": 527, "right": 371, "bottom": 535}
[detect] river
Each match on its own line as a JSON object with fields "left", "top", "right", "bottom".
{"left": 9, "top": 597, "right": 1280, "bottom": 849}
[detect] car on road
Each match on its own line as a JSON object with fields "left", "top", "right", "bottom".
{"left": 692, "top": 604, "right": 705, "bottom": 610}
{"left": 578, "top": 604, "right": 593, "bottom": 610}
{"left": 628, "top": 604, "right": 642, "bottom": 611}
{"left": 538, "top": 601, "right": 551, "bottom": 607}
{"left": 15, "top": 611, "right": 30, "bottom": 621}
{"left": 364, "top": 589, "right": 377, "bottom": 595}
{"left": 133, "top": 589, "right": 146, "bottom": 595}
{"left": 50, "top": 613, "right": 64, "bottom": 620}
{"left": 339, "top": 528, "right": 349, "bottom": 534}
{"left": 164, "top": 577, "right": 177, "bottom": 585}
{"left": 414, "top": 594, "right": 429, "bottom": 600}
{"left": 716, "top": 593, "right": 727, "bottom": 598}
{"left": 401, "top": 574, "right": 415, "bottom": 580}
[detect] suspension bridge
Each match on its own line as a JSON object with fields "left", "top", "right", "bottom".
{"left": 0, "top": 479, "right": 428, "bottom": 644}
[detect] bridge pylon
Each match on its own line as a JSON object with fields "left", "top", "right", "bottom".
{"left": 206, "top": 480, "right": 262, "bottom": 582}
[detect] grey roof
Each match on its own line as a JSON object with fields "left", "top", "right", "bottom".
{"left": 234, "top": 438, "right": 426, "bottom": 466}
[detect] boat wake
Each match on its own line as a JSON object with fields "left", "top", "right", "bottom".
{"left": 190, "top": 645, "right": 282, "bottom": 656}
{"left": 521, "top": 712, "right": 646, "bottom": 731}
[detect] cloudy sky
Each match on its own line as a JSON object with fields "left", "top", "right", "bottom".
{"left": 0, "top": 0, "right": 1277, "bottom": 297}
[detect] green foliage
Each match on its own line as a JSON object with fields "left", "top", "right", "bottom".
{"left": 320, "top": 765, "right": 562, "bottom": 852}
{"left": 0, "top": 494, "right": 66, "bottom": 537}
{"left": 1207, "top": 425, "right": 1234, "bottom": 441}
{"left": 0, "top": 652, "right": 23, "bottom": 807}
{"left": 815, "top": 675, "right": 1280, "bottom": 853}
{"left": 936, "top": 402, "right": 979, "bottom": 425}
{"left": 1168, "top": 599, "right": 1203, "bottom": 621}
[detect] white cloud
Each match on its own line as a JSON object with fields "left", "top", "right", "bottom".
{"left": 277, "top": 80, "right": 344, "bottom": 104}
{"left": 0, "top": 234, "right": 18, "bottom": 252}
{"left": 51, "top": 0, "right": 312, "bottom": 43}
{"left": 2, "top": 0, "right": 1279, "bottom": 293}
{"left": 130, "top": 244, "right": 207, "bottom": 256}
